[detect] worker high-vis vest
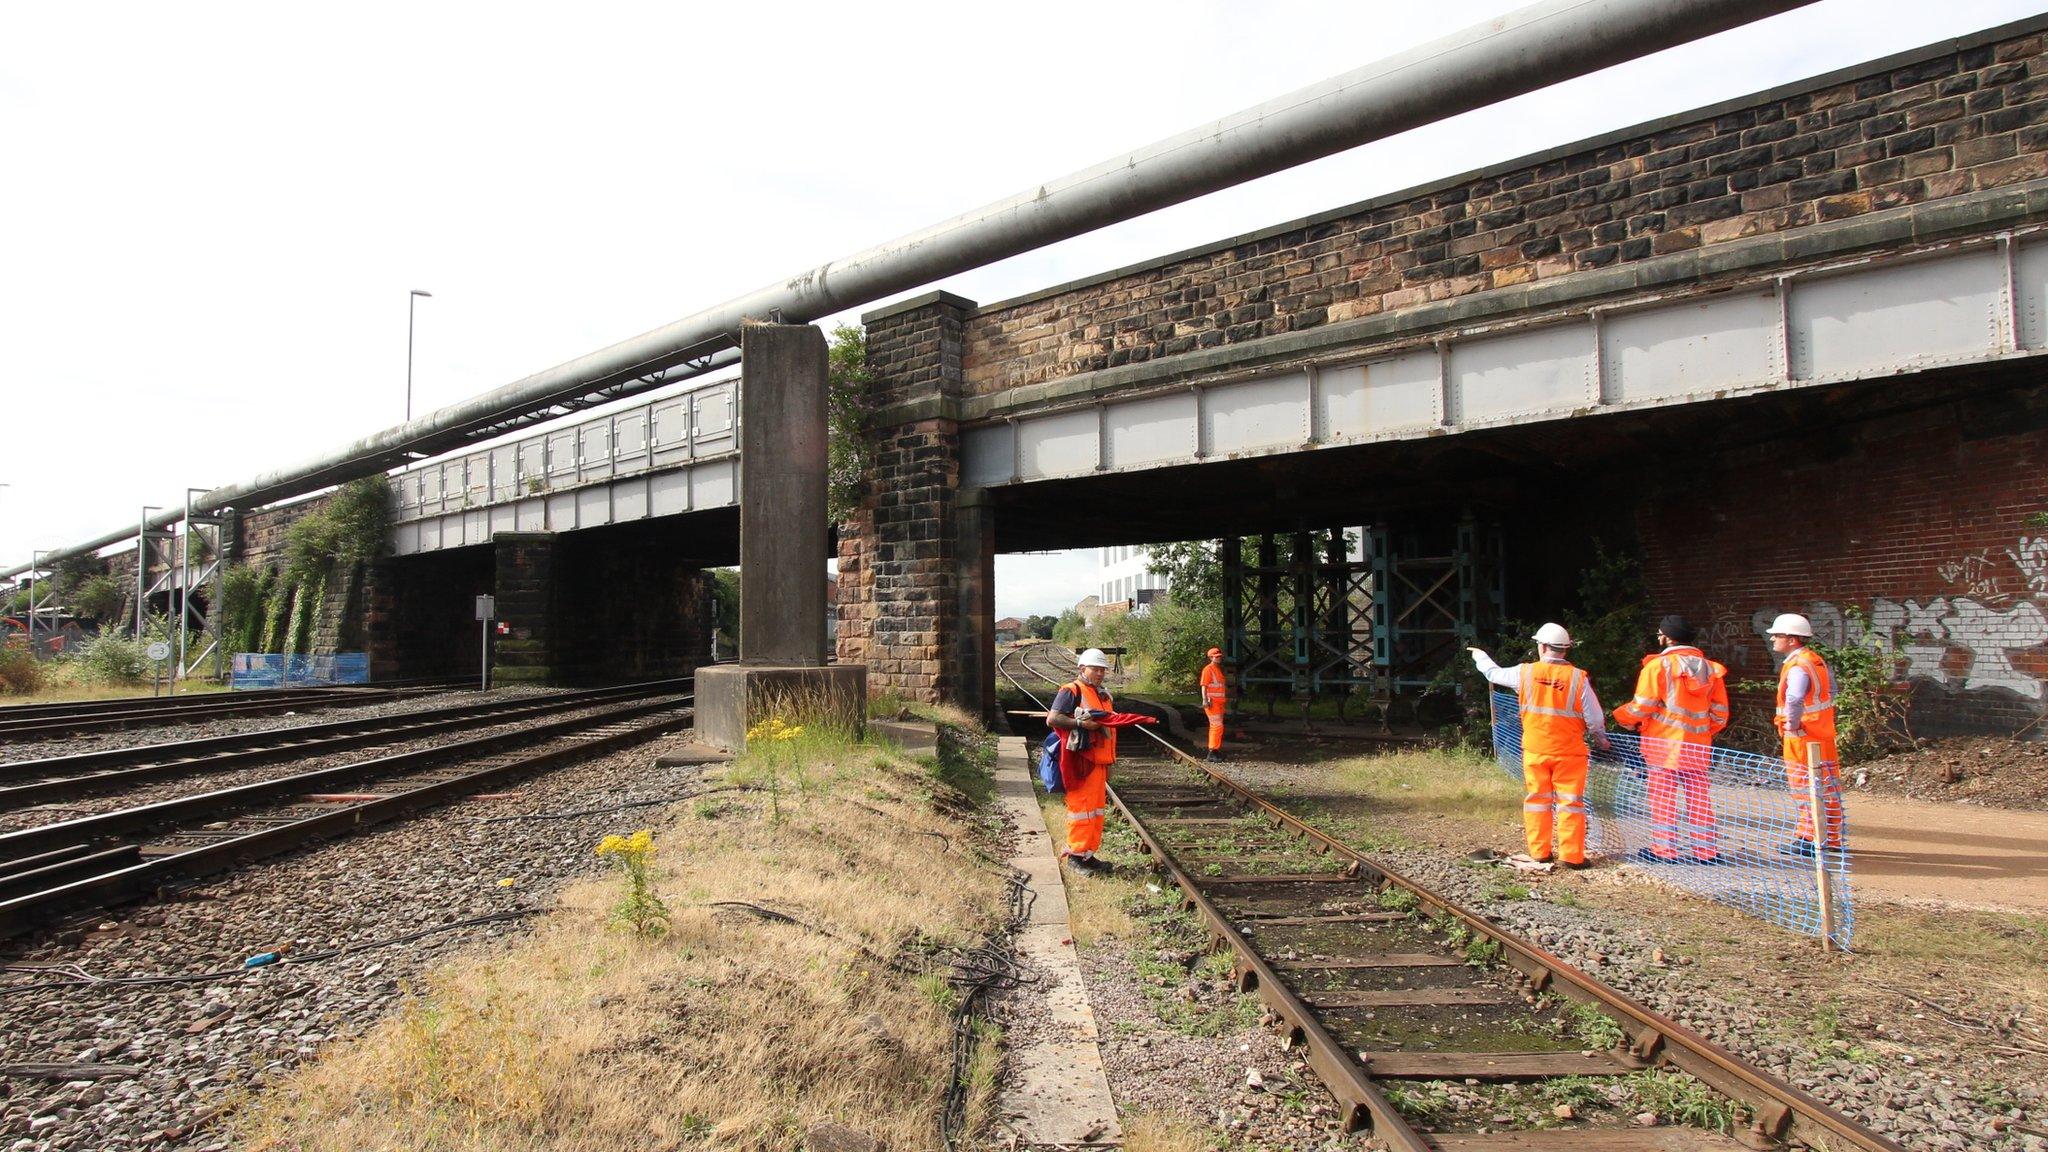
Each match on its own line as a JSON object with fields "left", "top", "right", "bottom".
{"left": 1200, "top": 664, "right": 1227, "bottom": 712}
{"left": 1775, "top": 647, "right": 1836, "bottom": 741}
{"left": 1517, "top": 662, "right": 1591, "bottom": 759}
{"left": 1614, "top": 647, "right": 1729, "bottom": 758}
{"left": 1066, "top": 680, "right": 1119, "bottom": 768}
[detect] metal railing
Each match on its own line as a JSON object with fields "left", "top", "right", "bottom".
{"left": 389, "top": 376, "right": 738, "bottom": 524}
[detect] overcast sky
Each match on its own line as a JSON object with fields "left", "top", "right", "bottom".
{"left": 3, "top": 1, "right": 2041, "bottom": 619}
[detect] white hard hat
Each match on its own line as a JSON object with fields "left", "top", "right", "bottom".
{"left": 1767, "top": 613, "right": 1814, "bottom": 637}
{"left": 1532, "top": 622, "right": 1574, "bottom": 648}
{"left": 1077, "top": 648, "right": 1112, "bottom": 669}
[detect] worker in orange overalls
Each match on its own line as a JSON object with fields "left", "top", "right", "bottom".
{"left": 1048, "top": 647, "right": 1119, "bottom": 871}
{"left": 1612, "top": 615, "right": 1730, "bottom": 865}
{"left": 1200, "top": 646, "right": 1229, "bottom": 762}
{"left": 1469, "top": 624, "right": 1611, "bottom": 868}
{"left": 1769, "top": 613, "right": 1845, "bottom": 856}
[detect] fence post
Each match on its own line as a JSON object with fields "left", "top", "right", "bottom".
{"left": 1807, "top": 739, "right": 1837, "bottom": 951}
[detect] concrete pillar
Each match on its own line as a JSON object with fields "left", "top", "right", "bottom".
{"left": 956, "top": 488, "right": 997, "bottom": 724}
{"left": 737, "top": 324, "right": 830, "bottom": 664}
{"left": 696, "top": 323, "right": 865, "bottom": 750}
{"left": 493, "top": 532, "right": 556, "bottom": 683}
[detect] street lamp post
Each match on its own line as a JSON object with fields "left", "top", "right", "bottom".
{"left": 406, "top": 289, "right": 433, "bottom": 422}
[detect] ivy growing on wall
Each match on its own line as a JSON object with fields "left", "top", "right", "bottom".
{"left": 220, "top": 476, "right": 392, "bottom": 656}
{"left": 826, "top": 323, "right": 874, "bottom": 526}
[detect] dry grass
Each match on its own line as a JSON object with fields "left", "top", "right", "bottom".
{"left": 1038, "top": 795, "right": 1140, "bottom": 947}
{"left": 1264, "top": 747, "right": 1524, "bottom": 854}
{"left": 0, "top": 678, "right": 233, "bottom": 706}
{"left": 1317, "top": 748, "right": 1522, "bottom": 819}
{"left": 1122, "top": 1111, "right": 1221, "bottom": 1152}
{"left": 234, "top": 731, "right": 1004, "bottom": 1152}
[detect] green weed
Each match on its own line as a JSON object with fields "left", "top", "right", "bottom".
{"left": 1377, "top": 886, "right": 1421, "bottom": 913}
{"left": 1382, "top": 1083, "right": 1454, "bottom": 1125}
{"left": 1565, "top": 1001, "right": 1625, "bottom": 1050}
{"left": 1464, "top": 937, "right": 1503, "bottom": 967}
{"left": 1625, "top": 1069, "right": 1739, "bottom": 1133}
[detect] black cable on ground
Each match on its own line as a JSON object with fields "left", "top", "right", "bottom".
{"left": 941, "top": 868, "right": 1036, "bottom": 1150}
{"left": 0, "top": 908, "right": 538, "bottom": 998}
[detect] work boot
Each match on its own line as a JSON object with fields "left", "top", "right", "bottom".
{"left": 1558, "top": 859, "right": 1591, "bottom": 871}
{"left": 1777, "top": 840, "right": 1816, "bottom": 859}
{"left": 1634, "top": 848, "right": 1678, "bottom": 865}
{"left": 1204, "top": 750, "right": 1222, "bottom": 763}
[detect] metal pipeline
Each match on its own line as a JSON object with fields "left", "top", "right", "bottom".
{"left": 3, "top": 0, "right": 1815, "bottom": 578}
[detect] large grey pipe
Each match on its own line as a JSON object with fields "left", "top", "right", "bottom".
{"left": 4, "top": 0, "right": 1813, "bottom": 578}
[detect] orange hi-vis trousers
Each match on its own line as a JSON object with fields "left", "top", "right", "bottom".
{"left": 1064, "top": 761, "right": 1109, "bottom": 857}
{"left": 1205, "top": 706, "right": 1225, "bottom": 751}
{"left": 1782, "top": 733, "right": 1845, "bottom": 848}
{"left": 1523, "top": 753, "right": 1589, "bottom": 865}
{"left": 1643, "top": 739, "right": 1718, "bottom": 861}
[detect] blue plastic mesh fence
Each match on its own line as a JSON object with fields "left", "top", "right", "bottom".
{"left": 230, "top": 653, "right": 371, "bottom": 690}
{"left": 1490, "top": 689, "right": 1852, "bottom": 949}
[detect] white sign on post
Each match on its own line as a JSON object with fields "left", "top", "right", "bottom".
{"left": 146, "top": 641, "right": 171, "bottom": 661}
{"left": 474, "top": 595, "right": 496, "bottom": 691}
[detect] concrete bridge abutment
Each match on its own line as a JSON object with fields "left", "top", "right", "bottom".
{"left": 697, "top": 323, "right": 866, "bottom": 750}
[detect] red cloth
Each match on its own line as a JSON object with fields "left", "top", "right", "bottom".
{"left": 1095, "top": 712, "right": 1158, "bottom": 728}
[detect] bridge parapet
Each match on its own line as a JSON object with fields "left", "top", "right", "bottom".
{"left": 388, "top": 376, "right": 740, "bottom": 555}
{"left": 960, "top": 186, "right": 2048, "bottom": 486}
{"left": 944, "top": 15, "right": 2048, "bottom": 407}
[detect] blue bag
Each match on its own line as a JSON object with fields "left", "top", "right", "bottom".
{"left": 1037, "top": 729, "right": 1064, "bottom": 793}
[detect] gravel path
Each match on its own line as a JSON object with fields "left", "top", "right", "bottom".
{"left": 0, "top": 687, "right": 558, "bottom": 766}
{"left": 0, "top": 695, "right": 680, "bottom": 833}
{"left": 0, "top": 729, "right": 710, "bottom": 1151}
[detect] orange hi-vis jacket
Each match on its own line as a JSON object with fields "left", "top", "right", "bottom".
{"left": 1775, "top": 647, "right": 1836, "bottom": 742}
{"left": 1065, "top": 680, "right": 1119, "bottom": 768}
{"left": 1517, "top": 662, "right": 1592, "bottom": 759}
{"left": 1613, "top": 646, "right": 1730, "bottom": 763}
{"left": 1200, "top": 664, "right": 1227, "bottom": 714}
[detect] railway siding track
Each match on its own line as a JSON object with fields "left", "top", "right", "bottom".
{"left": 0, "top": 684, "right": 455, "bottom": 741}
{"left": 996, "top": 656, "right": 1903, "bottom": 1152}
{"left": 0, "top": 679, "right": 692, "bottom": 810}
{"left": 0, "top": 691, "right": 692, "bottom": 940}
{"left": 1111, "top": 760, "right": 1909, "bottom": 1152}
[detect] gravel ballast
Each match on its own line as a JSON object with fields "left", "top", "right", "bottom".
{"left": 0, "top": 730, "right": 709, "bottom": 1151}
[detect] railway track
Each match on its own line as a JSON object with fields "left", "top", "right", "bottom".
{"left": 998, "top": 642, "right": 1127, "bottom": 694}
{"left": 0, "top": 682, "right": 464, "bottom": 742}
{"left": 998, "top": 661, "right": 1903, "bottom": 1152}
{"left": 0, "top": 679, "right": 692, "bottom": 810}
{"left": 0, "top": 685, "right": 693, "bottom": 940}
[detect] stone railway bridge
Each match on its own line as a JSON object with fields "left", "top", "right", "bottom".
{"left": 168, "top": 15, "right": 2048, "bottom": 737}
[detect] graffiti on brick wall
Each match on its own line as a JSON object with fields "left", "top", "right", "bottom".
{"left": 2012, "top": 535, "right": 2048, "bottom": 596}
{"left": 1702, "top": 610, "right": 1761, "bottom": 672}
{"left": 1751, "top": 533, "right": 2048, "bottom": 709}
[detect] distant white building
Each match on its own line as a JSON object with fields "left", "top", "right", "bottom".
{"left": 1098, "top": 544, "right": 1169, "bottom": 609}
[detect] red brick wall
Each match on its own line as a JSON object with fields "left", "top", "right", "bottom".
{"left": 1639, "top": 394, "right": 2048, "bottom": 736}
{"left": 961, "top": 25, "right": 2048, "bottom": 396}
